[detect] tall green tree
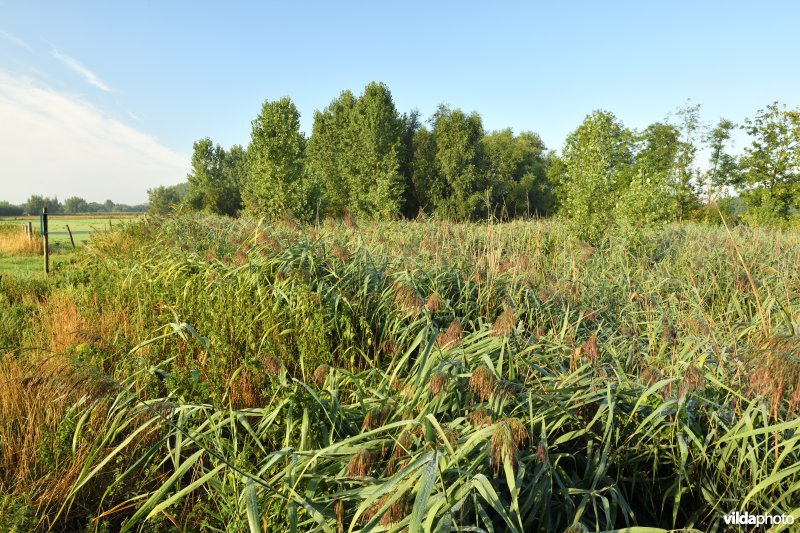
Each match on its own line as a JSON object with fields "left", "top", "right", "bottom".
{"left": 405, "top": 126, "right": 438, "bottom": 216}
{"left": 705, "top": 119, "right": 738, "bottom": 189}
{"left": 431, "top": 105, "right": 485, "bottom": 220}
{"left": 25, "top": 195, "right": 61, "bottom": 215}
{"left": 482, "top": 129, "right": 549, "bottom": 217}
{"left": 738, "top": 102, "right": 800, "bottom": 224}
{"left": 671, "top": 101, "right": 703, "bottom": 220}
{"left": 245, "top": 97, "right": 308, "bottom": 220}
{"left": 307, "top": 91, "right": 357, "bottom": 216}
{"left": 398, "top": 110, "right": 423, "bottom": 218}
{"left": 561, "top": 110, "right": 634, "bottom": 243}
{"left": 185, "top": 139, "right": 243, "bottom": 216}
{"left": 63, "top": 196, "right": 88, "bottom": 214}
{"left": 346, "top": 82, "right": 404, "bottom": 219}
{"left": 701, "top": 118, "right": 738, "bottom": 215}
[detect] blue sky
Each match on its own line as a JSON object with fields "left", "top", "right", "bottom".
{"left": 1, "top": 1, "right": 798, "bottom": 204}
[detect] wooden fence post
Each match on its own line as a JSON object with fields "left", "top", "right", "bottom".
{"left": 66, "top": 224, "right": 76, "bottom": 249}
{"left": 42, "top": 208, "right": 49, "bottom": 275}
{"left": 29, "top": 221, "right": 33, "bottom": 240}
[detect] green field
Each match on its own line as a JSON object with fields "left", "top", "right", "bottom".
{"left": 2, "top": 215, "right": 800, "bottom": 531}
{"left": 0, "top": 215, "right": 138, "bottom": 247}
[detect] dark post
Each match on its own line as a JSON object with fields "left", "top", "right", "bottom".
{"left": 27, "top": 221, "right": 32, "bottom": 239}
{"left": 66, "top": 224, "right": 76, "bottom": 249}
{"left": 42, "top": 208, "right": 49, "bottom": 274}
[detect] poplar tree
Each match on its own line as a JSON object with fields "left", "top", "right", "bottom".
{"left": 245, "top": 97, "right": 307, "bottom": 220}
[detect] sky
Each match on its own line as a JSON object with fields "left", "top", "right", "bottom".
{"left": 1, "top": 1, "right": 799, "bottom": 205}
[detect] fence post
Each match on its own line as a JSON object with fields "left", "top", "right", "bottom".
{"left": 42, "top": 208, "right": 49, "bottom": 275}
{"left": 28, "top": 221, "right": 32, "bottom": 239}
{"left": 66, "top": 224, "right": 76, "bottom": 249}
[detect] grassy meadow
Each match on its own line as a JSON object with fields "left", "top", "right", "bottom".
{"left": 1, "top": 214, "right": 800, "bottom": 531}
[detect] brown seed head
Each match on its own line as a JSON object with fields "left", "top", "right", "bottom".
{"left": 363, "top": 405, "right": 392, "bottom": 431}
{"left": 490, "top": 421, "right": 519, "bottom": 473}
{"left": 491, "top": 305, "right": 516, "bottom": 336}
{"left": 426, "top": 293, "right": 443, "bottom": 313}
{"left": 582, "top": 334, "right": 599, "bottom": 365}
{"left": 437, "top": 320, "right": 464, "bottom": 349}
{"left": 467, "top": 406, "right": 493, "bottom": 427}
{"left": 429, "top": 371, "right": 448, "bottom": 396}
{"left": 263, "top": 355, "right": 281, "bottom": 375}
{"left": 347, "top": 448, "right": 375, "bottom": 477}
{"left": 313, "top": 364, "right": 330, "bottom": 385}
{"left": 469, "top": 366, "right": 497, "bottom": 401}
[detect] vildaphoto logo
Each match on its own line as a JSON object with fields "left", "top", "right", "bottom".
{"left": 723, "top": 511, "right": 795, "bottom": 526}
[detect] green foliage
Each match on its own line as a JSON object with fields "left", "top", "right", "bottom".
{"left": 671, "top": 100, "right": 704, "bottom": 220}
{"left": 738, "top": 102, "right": 800, "bottom": 225}
{"left": 63, "top": 197, "right": 88, "bottom": 214}
{"left": 431, "top": 105, "right": 486, "bottom": 220}
{"left": 147, "top": 185, "right": 181, "bottom": 215}
{"left": 245, "top": 97, "right": 311, "bottom": 221}
{"left": 704, "top": 118, "right": 738, "bottom": 190}
{"left": 404, "top": 125, "right": 437, "bottom": 216}
{"left": 307, "top": 83, "right": 405, "bottom": 220}
{"left": 185, "top": 138, "right": 244, "bottom": 216}
{"left": 561, "top": 110, "right": 634, "bottom": 243}
{"left": 307, "top": 90, "right": 357, "bottom": 217}
{"left": 0, "top": 201, "right": 24, "bottom": 216}
{"left": 482, "top": 129, "right": 550, "bottom": 217}
{"left": 346, "top": 82, "right": 405, "bottom": 219}
{"left": 25, "top": 195, "right": 62, "bottom": 215}
{"left": 0, "top": 494, "right": 35, "bottom": 532}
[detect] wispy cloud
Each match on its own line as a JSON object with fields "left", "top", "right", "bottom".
{"left": 51, "top": 48, "right": 111, "bottom": 92}
{"left": 0, "top": 71, "right": 188, "bottom": 203}
{"left": 0, "top": 29, "right": 32, "bottom": 51}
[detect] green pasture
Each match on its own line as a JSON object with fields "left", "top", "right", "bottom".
{"left": 0, "top": 215, "right": 139, "bottom": 247}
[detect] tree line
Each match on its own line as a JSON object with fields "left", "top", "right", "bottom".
{"left": 0, "top": 196, "right": 147, "bottom": 217}
{"left": 139, "top": 82, "right": 800, "bottom": 240}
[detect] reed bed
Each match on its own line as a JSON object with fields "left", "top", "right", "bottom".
{"left": 1, "top": 214, "right": 800, "bottom": 531}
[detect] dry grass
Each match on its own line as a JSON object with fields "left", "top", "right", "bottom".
{"left": 0, "top": 226, "right": 42, "bottom": 256}
{"left": 0, "top": 350, "right": 124, "bottom": 529}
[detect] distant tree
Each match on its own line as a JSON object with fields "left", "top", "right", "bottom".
{"left": 25, "top": 195, "right": 62, "bottom": 215}
{"left": 307, "top": 91, "right": 357, "bottom": 217}
{"left": 185, "top": 139, "right": 243, "bottom": 216}
{"left": 0, "top": 201, "right": 24, "bottom": 216}
{"left": 103, "top": 200, "right": 115, "bottom": 212}
{"left": 63, "top": 196, "right": 88, "bottom": 214}
{"left": 482, "top": 129, "right": 549, "bottom": 217}
{"left": 431, "top": 105, "right": 485, "bottom": 220}
{"left": 561, "top": 110, "right": 634, "bottom": 243}
{"left": 738, "top": 102, "right": 800, "bottom": 225}
{"left": 148, "top": 185, "right": 182, "bottom": 215}
{"left": 245, "top": 97, "right": 309, "bottom": 220}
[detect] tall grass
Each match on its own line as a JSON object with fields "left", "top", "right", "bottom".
{"left": 0, "top": 223, "right": 41, "bottom": 256}
{"left": 1, "top": 214, "right": 800, "bottom": 530}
